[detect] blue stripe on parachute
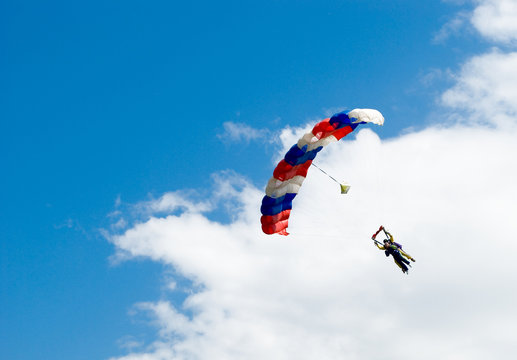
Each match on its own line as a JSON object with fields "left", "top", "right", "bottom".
{"left": 260, "top": 193, "right": 297, "bottom": 216}
{"left": 329, "top": 111, "right": 365, "bottom": 129}
{"left": 329, "top": 111, "right": 352, "bottom": 127}
{"left": 284, "top": 144, "right": 323, "bottom": 166}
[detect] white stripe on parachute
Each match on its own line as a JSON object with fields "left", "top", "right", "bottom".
{"left": 298, "top": 134, "right": 338, "bottom": 151}
{"left": 265, "top": 176, "right": 305, "bottom": 198}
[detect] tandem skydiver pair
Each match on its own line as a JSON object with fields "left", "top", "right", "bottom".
{"left": 371, "top": 226, "right": 416, "bottom": 274}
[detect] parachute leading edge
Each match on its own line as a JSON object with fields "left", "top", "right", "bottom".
{"left": 260, "top": 109, "right": 384, "bottom": 235}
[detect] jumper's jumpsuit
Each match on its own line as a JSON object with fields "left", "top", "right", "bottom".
{"left": 375, "top": 232, "right": 415, "bottom": 273}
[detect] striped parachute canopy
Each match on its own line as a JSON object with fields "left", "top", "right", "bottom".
{"left": 260, "top": 109, "right": 384, "bottom": 235}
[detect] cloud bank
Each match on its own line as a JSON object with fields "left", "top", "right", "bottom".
{"left": 107, "top": 1, "right": 517, "bottom": 359}
{"left": 109, "top": 120, "right": 517, "bottom": 359}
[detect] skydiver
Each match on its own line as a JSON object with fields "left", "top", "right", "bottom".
{"left": 372, "top": 227, "right": 415, "bottom": 274}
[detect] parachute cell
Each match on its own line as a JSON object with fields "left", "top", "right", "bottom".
{"left": 260, "top": 108, "right": 384, "bottom": 235}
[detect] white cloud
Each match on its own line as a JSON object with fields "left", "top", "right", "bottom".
{"left": 471, "top": 0, "right": 517, "bottom": 44}
{"left": 435, "top": 0, "right": 517, "bottom": 45}
{"left": 441, "top": 49, "right": 517, "bottom": 128}
{"left": 137, "top": 192, "right": 213, "bottom": 215}
{"left": 108, "top": 117, "right": 517, "bottom": 359}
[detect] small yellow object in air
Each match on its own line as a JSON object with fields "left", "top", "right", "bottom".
{"left": 340, "top": 183, "right": 351, "bottom": 194}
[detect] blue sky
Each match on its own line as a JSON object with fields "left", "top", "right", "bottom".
{"left": 2, "top": 1, "right": 517, "bottom": 359}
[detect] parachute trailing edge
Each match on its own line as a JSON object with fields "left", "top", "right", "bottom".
{"left": 260, "top": 109, "right": 384, "bottom": 235}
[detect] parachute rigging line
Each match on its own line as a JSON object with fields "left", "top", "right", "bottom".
{"left": 311, "top": 162, "right": 351, "bottom": 195}
{"left": 310, "top": 162, "right": 340, "bottom": 185}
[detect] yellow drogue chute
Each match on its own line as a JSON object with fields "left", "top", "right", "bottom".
{"left": 340, "top": 183, "right": 351, "bottom": 194}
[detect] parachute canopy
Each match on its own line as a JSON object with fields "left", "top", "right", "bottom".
{"left": 260, "top": 109, "right": 384, "bottom": 235}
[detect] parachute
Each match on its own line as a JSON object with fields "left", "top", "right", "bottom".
{"left": 260, "top": 109, "right": 384, "bottom": 235}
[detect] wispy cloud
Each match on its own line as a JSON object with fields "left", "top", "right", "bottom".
{"left": 433, "top": 11, "right": 471, "bottom": 43}
{"left": 217, "top": 121, "right": 271, "bottom": 143}
{"left": 53, "top": 218, "right": 87, "bottom": 236}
